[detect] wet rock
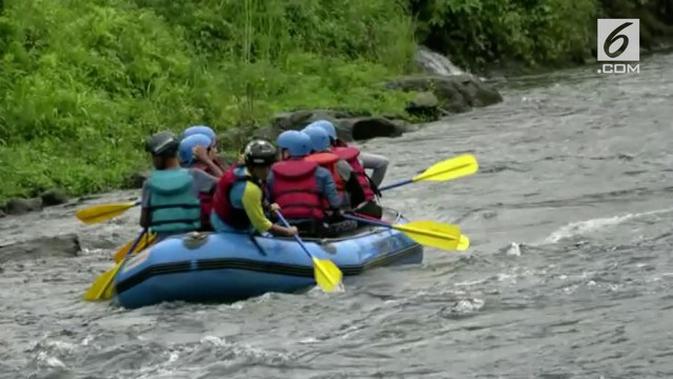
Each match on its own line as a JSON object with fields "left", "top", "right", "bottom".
{"left": 0, "top": 209, "right": 5, "bottom": 218}
{"left": 271, "top": 110, "right": 360, "bottom": 132}
{"left": 40, "top": 189, "right": 68, "bottom": 206}
{"left": 0, "top": 234, "right": 80, "bottom": 263}
{"left": 386, "top": 74, "right": 502, "bottom": 114}
{"left": 336, "top": 117, "right": 408, "bottom": 141}
{"left": 3, "top": 197, "right": 43, "bottom": 215}
{"left": 268, "top": 110, "right": 411, "bottom": 142}
{"left": 406, "top": 91, "right": 440, "bottom": 120}
{"left": 124, "top": 171, "right": 149, "bottom": 189}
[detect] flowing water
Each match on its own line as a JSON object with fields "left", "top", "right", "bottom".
{"left": 415, "top": 46, "right": 465, "bottom": 76}
{"left": 2, "top": 53, "right": 673, "bottom": 378}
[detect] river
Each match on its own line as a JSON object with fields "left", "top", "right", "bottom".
{"left": 1, "top": 53, "right": 673, "bottom": 378}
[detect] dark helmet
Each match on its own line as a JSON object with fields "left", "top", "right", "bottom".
{"left": 243, "top": 139, "right": 277, "bottom": 166}
{"left": 145, "top": 131, "right": 179, "bottom": 157}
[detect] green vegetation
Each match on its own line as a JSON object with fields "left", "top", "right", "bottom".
{"left": 411, "top": 0, "right": 673, "bottom": 70}
{"left": 0, "top": 0, "right": 416, "bottom": 201}
{"left": 1, "top": 0, "right": 672, "bottom": 203}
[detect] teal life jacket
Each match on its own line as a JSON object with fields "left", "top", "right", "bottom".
{"left": 147, "top": 169, "right": 201, "bottom": 234}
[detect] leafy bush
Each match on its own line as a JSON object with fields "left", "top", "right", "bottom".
{"left": 0, "top": 0, "right": 415, "bottom": 201}
{"left": 411, "top": 0, "right": 597, "bottom": 69}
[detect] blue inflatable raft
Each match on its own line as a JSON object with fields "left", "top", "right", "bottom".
{"left": 114, "top": 209, "right": 422, "bottom": 309}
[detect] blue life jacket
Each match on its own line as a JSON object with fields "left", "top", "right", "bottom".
{"left": 147, "top": 169, "right": 201, "bottom": 233}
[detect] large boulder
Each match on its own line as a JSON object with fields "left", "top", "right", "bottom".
{"left": 270, "top": 110, "right": 361, "bottom": 133}
{"left": 267, "top": 110, "right": 409, "bottom": 142}
{"left": 3, "top": 197, "right": 43, "bottom": 215}
{"left": 335, "top": 117, "right": 409, "bottom": 141}
{"left": 40, "top": 188, "right": 68, "bottom": 206}
{"left": 386, "top": 74, "right": 502, "bottom": 114}
{"left": 0, "top": 234, "right": 81, "bottom": 263}
{"left": 406, "top": 91, "right": 440, "bottom": 120}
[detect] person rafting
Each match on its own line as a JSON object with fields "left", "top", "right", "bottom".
{"left": 268, "top": 130, "right": 355, "bottom": 236}
{"left": 306, "top": 120, "right": 383, "bottom": 218}
{"left": 210, "top": 139, "right": 298, "bottom": 237}
{"left": 139, "top": 131, "right": 218, "bottom": 240}
{"left": 179, "top": 133, "right": 225, "bottom": 177}
{"left": 178, "top": 133, "right": 225, "bottom": 231}
{"left": 182, "top": 125, "right": 227, "bottom": 174}
{"left": 303, "top": 125, "right": 366, "bottom": 210}
{"left": 309, "top": 119, "right": 389, "bottom": 188}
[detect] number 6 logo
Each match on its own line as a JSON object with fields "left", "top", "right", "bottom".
{"left": 604, "top": 22, "right": 632, "bottom": 58}
{"left": 597, "top": 19, "right": 640, "bottom": 62}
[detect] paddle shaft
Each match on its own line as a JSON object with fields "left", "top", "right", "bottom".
{"left": 88, "top": 229, "right": 147, "bottom": 300}
{"left": 275, "top": 211, "right": 343, "bottom": 292}
{"left": 376, "top": 154, "right": 477, "bottom": 192}
{"left": 343, "top": 214, "right": 458, "bottom": 241}
{"left": 275, "top": 211, "right": 314, "bottom": 260}
{"left": 378, "top": 178, "right": 413, "bottom": 192}
{"left": 122, "top": 229, "right": 147, "bottom": 264}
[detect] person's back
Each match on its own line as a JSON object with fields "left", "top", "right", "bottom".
{"left": 307, "top": 120, "right": 382, "bottom": 218}
{"left": 309, "top": 119, "right": 388, "bottom": 187}
{"left": 332, "top": 145, "right": 382, "bottom": 218}
{"left": 140, "top": 132, "right": 216, "bottom": 240}
{"left": 269, "top": 158, "right": 325, "bottom": 218}
{"left": 270, "top": 130, "right": 354, "bottom": 236}
{"left": 303, "top": 126, "right": 357, "bottom": 207}
{"left": 210, "top": 140, "right": 297, "bottom": 237}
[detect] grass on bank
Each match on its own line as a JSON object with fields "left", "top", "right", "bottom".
{"left": 0, "top": 0, "right": 416, "bottom": 201}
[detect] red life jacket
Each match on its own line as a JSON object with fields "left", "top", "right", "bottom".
{"left": 305, "top": 152, "right": 345, "bottom": 193}
{"left": 270, "top": 160, "right": 325, "bottom": 221}
{"left": 212, "top": 165, "right": 256, "bottom": 229}
{"left": 332, "top": 146, "right": 375, "bottom": 201}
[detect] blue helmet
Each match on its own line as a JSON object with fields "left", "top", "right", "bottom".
{"left": 277, "top": 130, "right": 302, "bottom": 150}
{"left": 179, "top": 133, "right": 212, "bottom": 166}
{"left": 276, "top": 130, "right": 312, "bottom": 157}
{"left": 183, "top": 125, "right": 216, "bottom": 144}
{"left": 307, "top": 120, "right": 337, "bottom": 141}
{"left": 303, "top": 126, "right": 330, "bottom": 152}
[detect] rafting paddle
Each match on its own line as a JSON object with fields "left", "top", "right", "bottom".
{"left": 76, "top": 200, "right": 140, "bottom": 225}
{"left": 275, "top": 211, "right": 343, "bottom": 293}
{"left": 378, "top": 154, "right": 479, "bottom": 192}
{"left": 113, "top": 232, "right": 157, "bottom": 263}
{"left": 83, "top": 229, "right": 147, "bottom": 301}
{"left": 344, "top": 214, "right": 469, "bottom": 251}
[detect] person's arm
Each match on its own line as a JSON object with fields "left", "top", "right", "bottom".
{"left": 316, "top": 167, "right": 343, "bottom": 208}
{"left": 241, "top": 182, "right": 296, "bottom": 236}
{"left": 193, "top": 146, "right": 225, "bottom": 177}
{"left": 190, "top": 169, "right": 218, "bottom": 194}
{"left": 359, "top": 152, "right": 388, "bottom": 187}
{"left": 139, "top": 181, "right": 151, "bottom": 228}
{"left": 345, "top": 173, "right": 366, "bottom": 207}
{"left": 336, "top": 160, "right": 352, "bottom": 182}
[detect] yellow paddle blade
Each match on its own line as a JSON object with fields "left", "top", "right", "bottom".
{"left": 393, "top": 221, "right": 462, "bottom": 251}
{"left": 113, "top": 232, "right": 157, "bottom": 263}
{"left": 413, "top": 154, "right": 479, "bottom": 182}
{"left": 312, "top": 257, "right": 343, "bottom": 293}
{"left": 457, "top": 234, "right": 470, "bottom": 251}
{"left": 82, "top": 262, "right": 122, "bottom": 301}
{"left": 76, "top": 202, "right": 137, "bottom": 225}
